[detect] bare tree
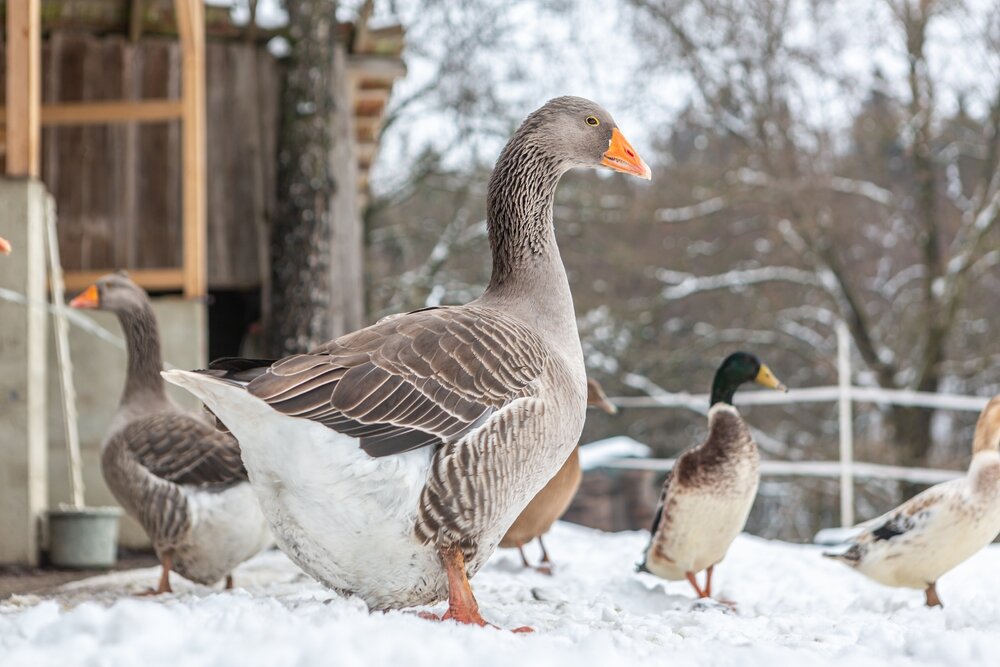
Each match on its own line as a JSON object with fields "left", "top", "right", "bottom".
{"left": 627, "top": 0, "right": 1000, "bottom": 465}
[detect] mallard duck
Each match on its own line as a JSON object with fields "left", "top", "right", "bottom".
{"left": 0, "top": 236, "right": 11, "bottom": 254}
{"left": 824, "top": 396, "right": 1000, "bottom": 607}
{"left": 163, "top": 97, "right": 650, "bottom": 628}
{"left": 70, "top": 273, "right": 272, "bottom": 593}
{"left": 501, "top": 378, "right": 618, "bottom": 574}
{"left": 639, "top": 352, "right": 785, "bottom": 599}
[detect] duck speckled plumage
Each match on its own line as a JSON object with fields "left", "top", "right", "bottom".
{"left": 824, "top": 396, "right": 1000, "bottom": 607}
{"left": 71, "top": 273, "right": 272, "bottom": 592}
{"left": 163, "top": 97, "right": 650, "bottom": 626}
{"left": 640, "top": 352, "right": 785, "bottom": 599}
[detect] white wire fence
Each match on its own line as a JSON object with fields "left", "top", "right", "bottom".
{"left": 601, "top": 323, "right": 989, "bottom": 528}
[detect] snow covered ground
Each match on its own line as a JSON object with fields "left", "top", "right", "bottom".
{"left": 3, "top": 523, "right": 1000, "bottom": 667}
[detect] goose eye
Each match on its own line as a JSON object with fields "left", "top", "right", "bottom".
{"left": 586, "top": 116, "right": 600, "bottom": 127}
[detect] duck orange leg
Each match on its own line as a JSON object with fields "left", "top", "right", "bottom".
{"left": 925, "top": 582, "right": 942, "bottom": 608}
{"left": 535, "top": 537, "right": 554, "bottom": 576}
{"left": 685, "top": 571, "right": 708, "bottom": 598}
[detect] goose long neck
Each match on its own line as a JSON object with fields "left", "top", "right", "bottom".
{"left": 484, "top": 132, "right": 565, "bottom": 293}
{"left": 117, "top": 300, "right": 166, "bottom": 405}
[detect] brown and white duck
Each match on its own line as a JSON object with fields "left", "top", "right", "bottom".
{"left": 70, "top": 273, "right": 272, "bottom": 593}
{"left": 163, "top": 96, "right": 650, "bottom": 628}
{"left": 501, "top": 378, "right": 617, "bottom": 574}
{"left": 640, "top": 352, "right": 785, "bottom": 600}
{"left": 824, "top": 396, "right": 1000, "bottom": 607}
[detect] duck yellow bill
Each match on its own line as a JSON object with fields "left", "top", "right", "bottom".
{"left": 0, "top": 236, "right": 10, "bottom": 255}
{"left": 70, "top": 284, "right": 100, "bottom": 309}
{"left": 755, "top": 364, "right": 787, "bottom": 392}
{"left": 601, "top": 128, "right": 651, "bottom": 180}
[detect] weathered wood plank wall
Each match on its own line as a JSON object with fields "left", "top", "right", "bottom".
{"left": 0, "top": 32, "right": 278, "bottom": 289}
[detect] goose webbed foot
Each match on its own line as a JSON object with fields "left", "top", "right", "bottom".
{"left": 429, "top": 545, "right": 534, "bottom": 633}
{"left": 137, "top": 555, "right": 173, "bottom": 596}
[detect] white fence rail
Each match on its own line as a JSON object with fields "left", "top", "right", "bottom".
{"left": 601, "top": 321, "right": 989, "bottom": 528}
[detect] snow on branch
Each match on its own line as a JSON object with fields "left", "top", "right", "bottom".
{"left": 657, "top": 266, "right": 817, "bottom": 300}
{"left": 654, "top": 196, "right": 729, "bottom": 223}
{"left": 827, "top": 177, "right": 895, "bottom": 207}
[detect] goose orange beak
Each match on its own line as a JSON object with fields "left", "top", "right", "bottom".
{"left": 601, "top": 128, "right": 651, "bottom": 180}
{"left": 0, "top": 236, "right": 10, "bottom": 255}
{"left": 70, "top": 284, "right": 100, "bottom": 309}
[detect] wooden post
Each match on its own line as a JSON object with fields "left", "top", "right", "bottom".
{"left": 175, "top": 0, "right": 207, "bottom": 299}
{"left": 6, "top": 0, "right": 41, "bottom": 177}
{"left": 837, "top": 321, "right": 855, "bottom": 528}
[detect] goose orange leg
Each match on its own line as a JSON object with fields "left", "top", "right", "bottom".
{"left": 138, "top": 554, "right": 173, "bottom": 595}
{"left": 430, "top": 545, "right": 533, "bottom": 633}
{"left": 517, "top": 545, "right": 532, "bottom": 569}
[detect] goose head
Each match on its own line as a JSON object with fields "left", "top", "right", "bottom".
{"left": 518, "top": 96, "right": 651, "bottom": 179}
{"left": 709, "top": 351, "right": 787, "bottom": 407}
{"left": 69, "top": 271, "right": 148, "bottom": 314}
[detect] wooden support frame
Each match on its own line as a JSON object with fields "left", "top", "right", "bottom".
{"left": 175, "top": 0, "right": 207, "bottom": 300}
{"left": 1, "top": 1, "right": 207, "bottom": 299}
{"left": 0, "top": 100, "right": 184, "bottom": 127}
{"left": 6, "top": 0, "right": 41, "bottom": 177}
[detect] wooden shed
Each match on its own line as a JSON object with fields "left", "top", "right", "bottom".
{"left": 0, "top": 0, "right": 404, "bottom": 301}
{"left": 0, "top": 0, "right": 405, "bottom": 557}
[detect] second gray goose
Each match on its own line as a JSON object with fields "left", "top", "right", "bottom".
{"left": 71, "top": 273, "right": 272, "bottom": 593}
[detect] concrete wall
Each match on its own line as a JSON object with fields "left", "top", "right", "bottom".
{"left": 46, "top": 298, "right": 206, "bottom": 549}
{"left": 0, "top": 180, "right": 50, "bottom": 566}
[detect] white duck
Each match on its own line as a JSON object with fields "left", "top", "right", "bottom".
{"left": 825, "top": 396, "right": 1000, "bottom": 607}
{"left": 163, "top": 97, "right": 651, "bottom": 628}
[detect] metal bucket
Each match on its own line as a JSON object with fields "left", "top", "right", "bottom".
{"left": 47, "top": 506, "right": 123, "bottom": 569}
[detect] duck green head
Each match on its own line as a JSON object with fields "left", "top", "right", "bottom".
{"left": 709, "top": 352, "right": 787, "bottom": 407}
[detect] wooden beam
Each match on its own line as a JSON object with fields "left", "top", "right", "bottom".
{"left": 0, "top": 100, "right": 184, "bottom": 127}
{"left": 347, "top": 55, "right": 407, "bottom": 82}
{"left": 6, "top": 0, "right": 41, "bottom": 176}
{"left": 62, "top": 268, "right": 185, "bottom": 293}
{"left": 175, "top": 0, "right": 207, "bottom": 300}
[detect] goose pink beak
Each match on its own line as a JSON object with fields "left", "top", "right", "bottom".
{"left": 601, "top": 128, "right": 651, "bottom": 180}
{"left": 0, "top": 236, "right": 10, "bottom": 255}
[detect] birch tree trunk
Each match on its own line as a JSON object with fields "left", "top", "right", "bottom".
{"left": 269, "top": 0, "right": 363, "bottom": 355}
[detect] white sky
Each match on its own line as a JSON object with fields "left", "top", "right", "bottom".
{"left": 212, "top": 0, "right": 1000, "bottom": 195}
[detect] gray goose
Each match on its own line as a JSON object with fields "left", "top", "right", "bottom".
{"left": 639, "top": 352, "right": 785, "bottom": 600}
{"left": 163, "top": 96, "right": 650, "bottom": 628}
{"left": 71, "top": 273, "right": 272, "bottom": 593}
{"left": 501, "top": 378, "right": 617, "bottom": 574}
